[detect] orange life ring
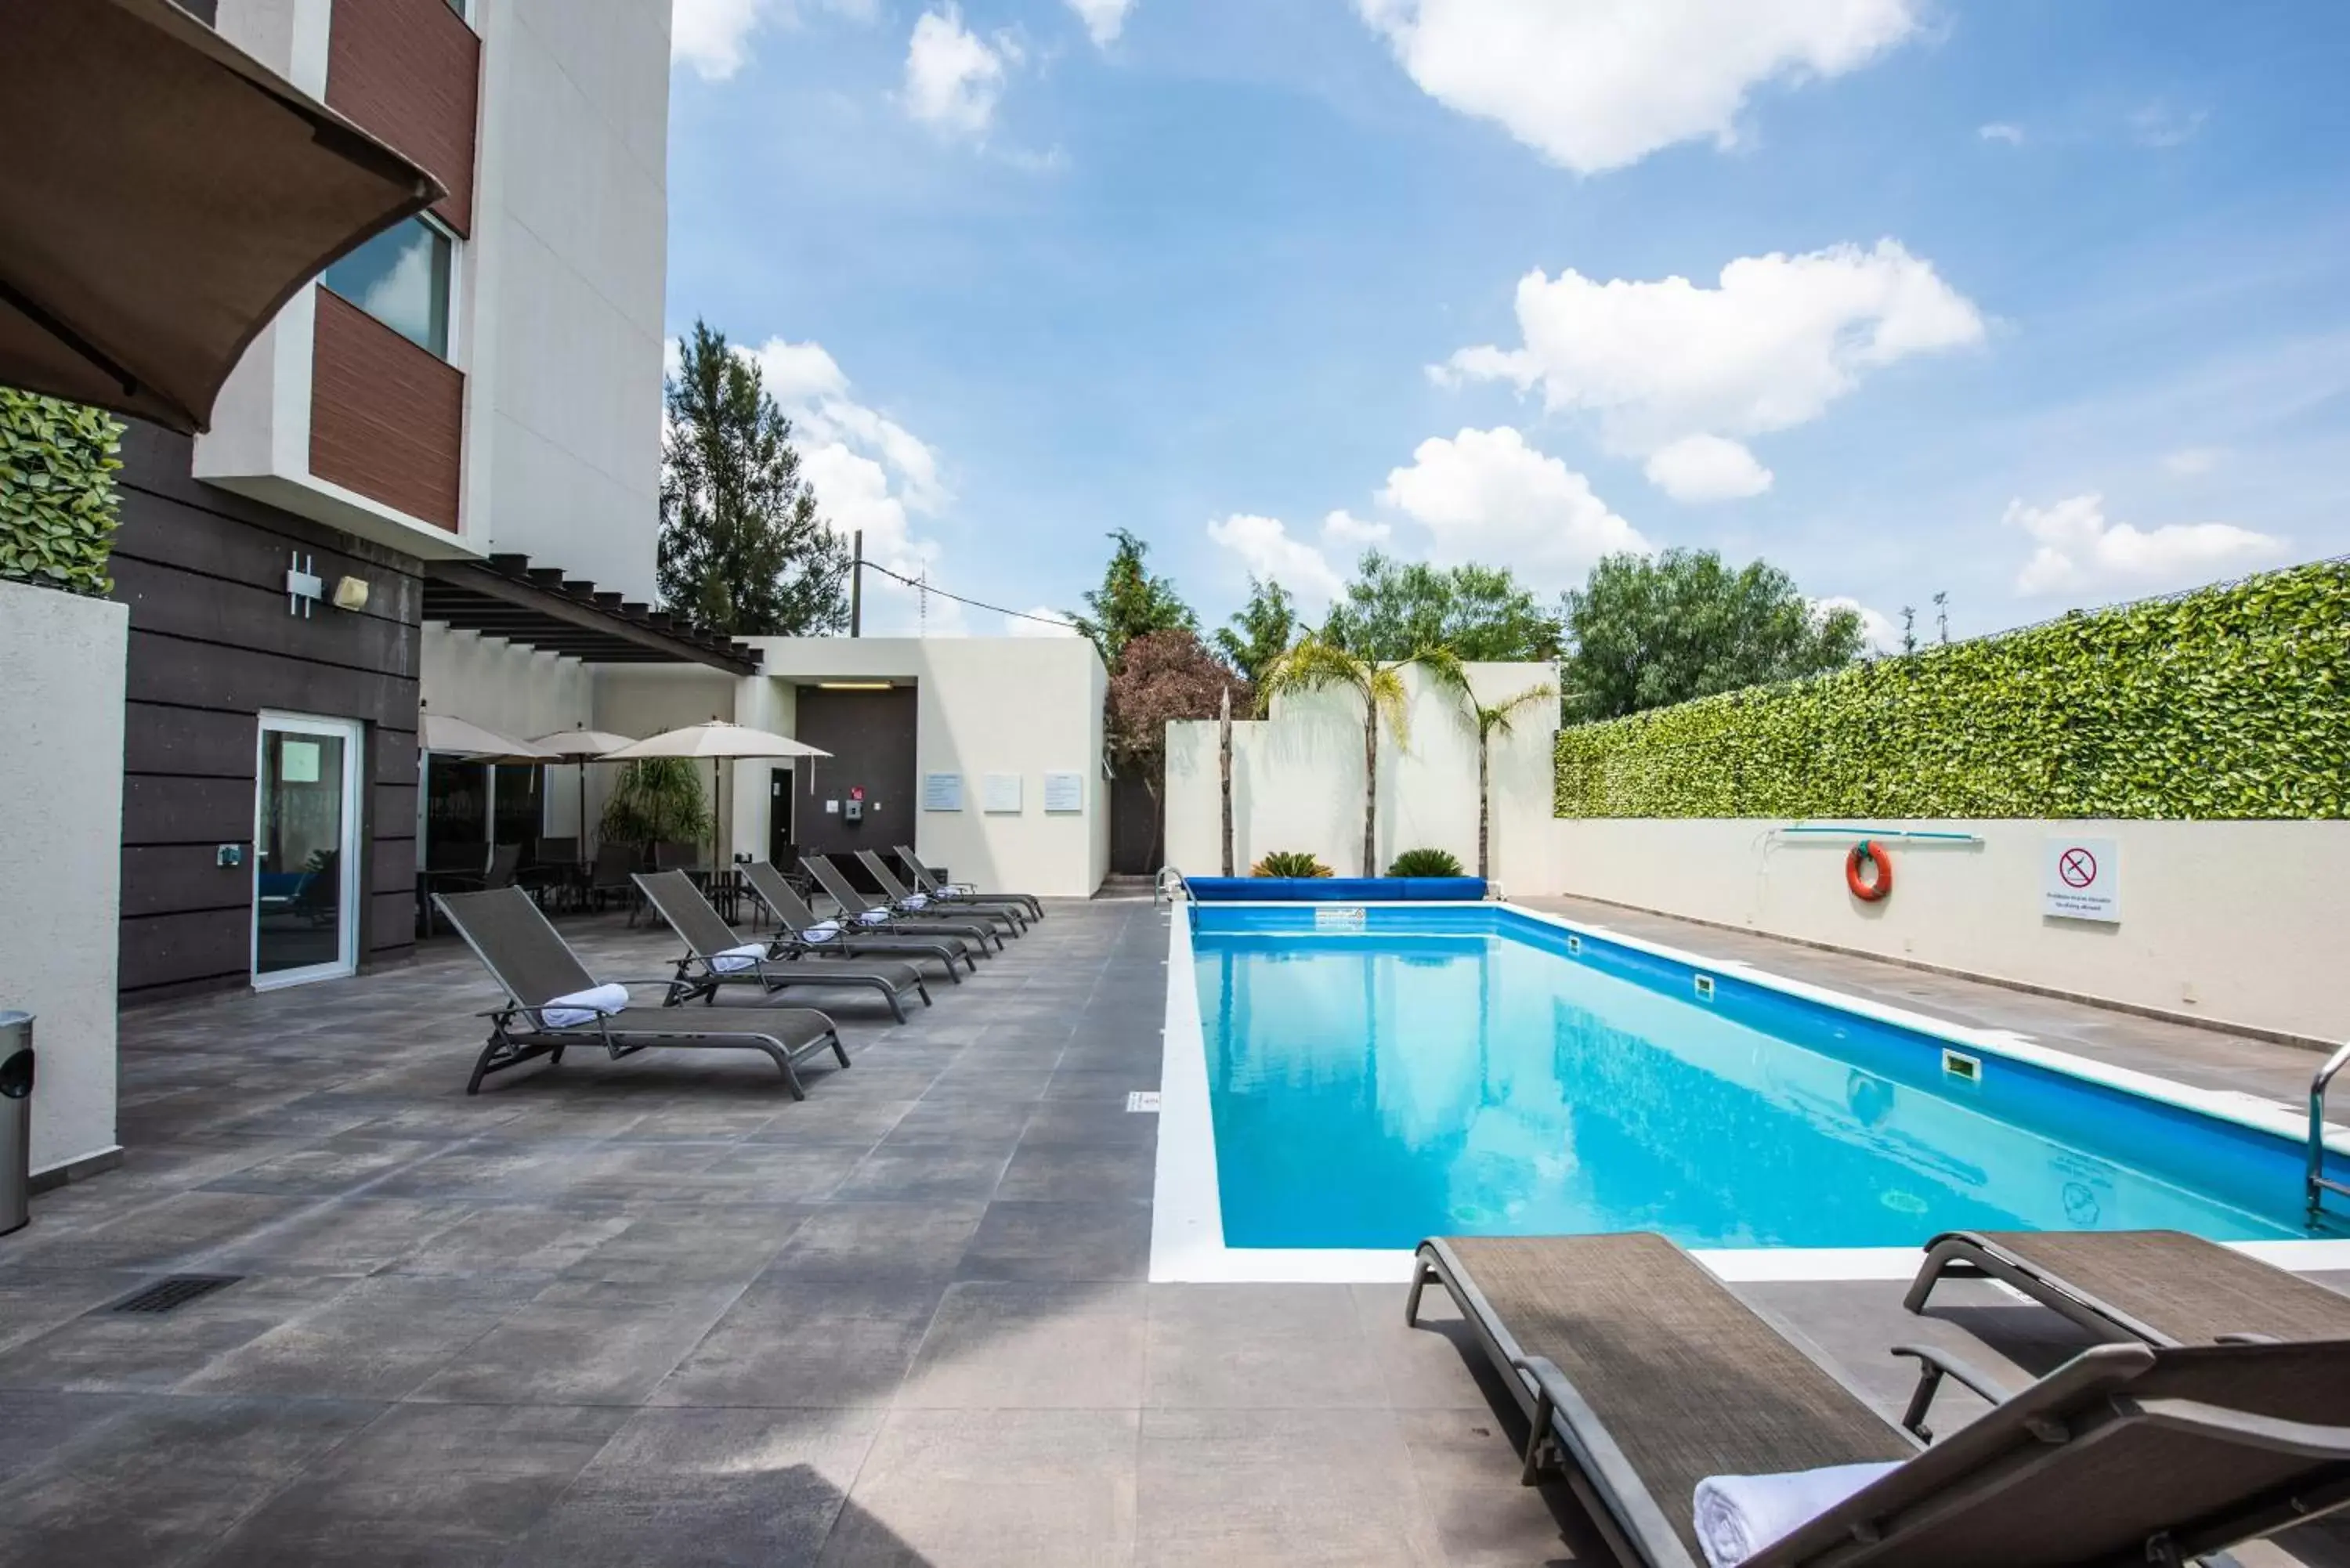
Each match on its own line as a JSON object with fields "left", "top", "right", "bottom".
{"left": 1846, "top": 840, "right": 1893, "bottom": 901}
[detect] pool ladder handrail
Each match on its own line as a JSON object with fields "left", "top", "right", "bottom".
{"left": 2308, "top": 1039, "right": 2350, "bottom": 1223}
{"left": 1155, "top": 865, "right": 1194, "bottom": 909}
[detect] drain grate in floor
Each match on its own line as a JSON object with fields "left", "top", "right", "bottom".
{"left": 110, "top": 1275, "right": 242, "bottom": 1314}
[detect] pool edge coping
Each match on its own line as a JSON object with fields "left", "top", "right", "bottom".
{"left": 1149, "top": 899, "right": 2350, "bottom": 1286}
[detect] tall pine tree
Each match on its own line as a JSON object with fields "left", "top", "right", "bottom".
{"left": 658, "top": 320, "right": 851, "bottom": 636}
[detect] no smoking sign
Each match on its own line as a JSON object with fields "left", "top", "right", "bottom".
{"left": 2043, "top": 836, "right": 2120, "bottom": 923}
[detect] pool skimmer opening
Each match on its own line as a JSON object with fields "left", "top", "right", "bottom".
{"left": 1943, "top": 1049, "right": 1983, "bottom": 1085}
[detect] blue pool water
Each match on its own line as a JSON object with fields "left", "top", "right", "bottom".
{"left": 1192, "top": 905, "right": 2344, "bottom": 1252}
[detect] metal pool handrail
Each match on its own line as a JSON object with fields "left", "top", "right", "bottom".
{"left": 2310, "top": 1039, "right": 2350, "bottom": 1223}
{"left": 1155, "top": 865, "right": 1194, "bottom": 909}
{"left": 1775, "top": 824, "right": 1985, "bottom": 844}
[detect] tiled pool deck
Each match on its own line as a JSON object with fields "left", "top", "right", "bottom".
{"left": 2, "top": 894, "right": 2345, "bottom": 1566}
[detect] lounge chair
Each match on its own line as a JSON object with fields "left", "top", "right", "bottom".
{"left": 804, "top": 856, "right": 1004, "bottom": 953}
{"left": 1904, "top": 1228, "right": 2350, "bottom": 1347}
{"left": 1407, "top": 1231, "right": 2350, "bottom": 1567}
{"left": 895, "top": 846, "right": 1043, "bottom": 921}
{"left": 633, "top": 869, "right": 930, "bottom": 1023}
{"left": 855, "top": 849, "right": 1027, "bottom": 934}
{"left": 434, "top": 887, "right": 849, "bottom": 1098}
{"left": 740, "top": 860, "right": 978, "bottom": 978}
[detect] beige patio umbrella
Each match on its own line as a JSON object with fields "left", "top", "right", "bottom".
{"left": 421, "top": 714, "right": 559, "bottom": 761}
{"left": 1, "top": 0, "right": 444, "bottom": 431}
{"left": 598, "top": 721, "right": 831, "bottom": 869}
{"left": 530, "top": 728, "right": 636, "bottom": 861}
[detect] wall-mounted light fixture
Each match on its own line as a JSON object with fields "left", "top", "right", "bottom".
{"left": 332, "top": 575, "right": 371, "bottom": 612}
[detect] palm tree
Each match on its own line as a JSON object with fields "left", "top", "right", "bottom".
{"left": 1262, "top": 638, "right": 1465, "bottom": 876}
{"left": 1464, "top": 681, "right": 1557, "bottom": 880}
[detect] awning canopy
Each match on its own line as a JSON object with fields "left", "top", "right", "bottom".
{"left": 0, "top": 0, "right": 443, "bottom": 432}
{"left": 423, "top": 555, "right": 764, "bottom": 677}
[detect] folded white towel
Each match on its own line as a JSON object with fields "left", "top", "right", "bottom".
{"left": 710, "top": 941, "right": 768, "bottom": 974}
{"left": 858, "top": 909, "right": 894, "bottom": 925}
{"left": 1694, "top": 1461, "right": 1900, "bottom": 1567}
{"left": 540, "top": 983, "right": 629, "bottom": 1029}
{"left": 801, "top": 921, "right": 842, "bottom": 945}
{"left": 902, "top": 893, "right": 929, "bottom": 909}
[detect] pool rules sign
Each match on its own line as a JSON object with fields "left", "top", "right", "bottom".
{"left": 2042, "top": 836, "right": 2120, "bottom": 923}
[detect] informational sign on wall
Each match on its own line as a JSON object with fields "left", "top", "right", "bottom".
{"left": 1042, "top": 771, "right": 1083, "bottom": 814}
{"left": 922, "top": 772, "right": 962, "bottom": 811}
{"left": 982, "top": 773, "right": 1023, "bottom": 814}
{"left": 2041, "top": 836, "right": 2120, "bottom": 923}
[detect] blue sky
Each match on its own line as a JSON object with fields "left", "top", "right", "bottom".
{"left": 665, "top": 0, "right": 2350, "bottom": 643}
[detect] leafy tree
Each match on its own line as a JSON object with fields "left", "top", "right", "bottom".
{"left": 1211, "top": 576, "right": 1299, "bottom": 703}
{"left": 1462, "top": 681, "right": 1556, "bottom": 879}
{"left": 1559, "top": 548, "right": 1864, "bottom": 721}
{"left": 1262, "top": 638, "right": 1466, "bottom": 876}
{"left": 1071, "top": 529, "right": 1195, "bottom": 669}
{"left": 1105, "top": 630, "right": 1245, "bottom": 869}
{"left": 1321, "top": 552, "right": 1562, "bottom": 662}
{"left": 658, "top": 320, "right": 851, "bottom": 636}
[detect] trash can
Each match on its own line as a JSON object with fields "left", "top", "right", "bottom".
{"left": 0, "top": 1013, "right": 31, "bottom": 1237}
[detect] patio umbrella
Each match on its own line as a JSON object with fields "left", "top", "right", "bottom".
{"left": 530, "top": 728, "right": 636, "bottom": 859}
{"left": 420, "top": 714, "right": 558, "bottom": 761}
{"left": 598, "top": 721, "right": 831, "bottom": 869}
{"left": 1, "top": 0, "right": 444, "bottom": 432}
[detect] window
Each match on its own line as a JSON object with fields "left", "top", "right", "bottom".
{"left": 320, "top": 217, "right": 454, "bottom": 359}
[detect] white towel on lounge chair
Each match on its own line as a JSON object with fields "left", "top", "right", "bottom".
{"left": 857, "top": 909, "right": 893, "bottom": 925}
{"left": 901, "top": 892, "right": 929, "bottom": 909}
{"left": 710, "top": 942, "right": 767, "bottom": 974}
{"left": 1694, "top": 1461, "right": 1900, "bottom": 1567}
{"left": 801, "top": 921, "right": 841, "bottom": 945}
{"left": 540, "top": 983, "right": 629, "bottom": 1029}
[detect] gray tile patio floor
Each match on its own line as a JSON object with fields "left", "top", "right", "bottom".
{"left": 2, "top": 894, "right": 2345, "bottom": 1565}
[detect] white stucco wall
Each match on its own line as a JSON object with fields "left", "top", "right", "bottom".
{"left": 0, "top": 583, "right": 128, "bottom": 1175}
{"left": 735, "top": 638, "right": 1112, "bottom": 899}
{"left": 465, "top": 0, "right": 671, "bottom": 600}
{"left": 1547, "top": 818, "right": 2350, "bottom": 1045}
{"left": 1164, "top": 663, "right": 1556, "bottom": 883}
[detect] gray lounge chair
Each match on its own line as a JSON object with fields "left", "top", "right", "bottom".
{"left": 855, "top": 850, "right": 1027, "bottom": 935}
{"left": 895, "top": 845, "right": 1042, "bottom": 921}
{"left": 740, "top": 860, "right": 977, "bottom": 978}
{"left": 804, "top": 856, "right": 1004, "bottom": 953}
{"left": 435, "top": 887, "right": 849, "bottom": 1098}
{"left": 1905, "top": 1227, "right": 2350, "bottom": 1347}
{"left": 1407, "top": 1231, "right": 2350, "bottom": 1568}
{"left": 633, "top": 870, "right": 930, "bottom": 1023}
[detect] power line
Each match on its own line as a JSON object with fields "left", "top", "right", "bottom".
{"left": 859, "top": 559, "right": 1082, "bottom": 632}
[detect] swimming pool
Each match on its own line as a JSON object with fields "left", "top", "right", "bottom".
{"left": 1165, "top": 903, "right": 2349, "bottom": 1272}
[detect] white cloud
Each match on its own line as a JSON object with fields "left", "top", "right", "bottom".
{"left": 672, "top": 0, "right": 875, "bottom": 81}
{"left": 1354, "top": 0, "right": 1922, "bottom": 175}
{"left": 736, "top": 338, "right": 958, "bottom": 635}
{"left": 1377, "top": 427, "right": 1649, "bottom": 580}
{"left": 1206, "top": 514, "right": 1349, "bottom": 606}
{"left": 1065, "top": 0, "right": 1132, "bottom": 47}
{"left": 1642, "top": 434, "right": 1773, "bottom": 503}
{"left": 1812, "top": 594, "right": 1899, "bottom": 653}
{"left": 1007, "top": 606, "right": 1082, "bottom": 638}
{"left": 1978, "top": 121, "right": 2025, "bottom": 146}
{"left": 1444, "top": 240, "right": 1983, "bottom": 497}
{"left": 904, "top": 6, "right": 1018, "bottom": 139}
{"left": 2006, "top": 493, "right": 2284, "bottom": 597}
{"left": 2162, "top": 446, "right": 2225, "bottom": 477}
{"left": 1321, "top": 509, "right": 1392, "bottom": 549}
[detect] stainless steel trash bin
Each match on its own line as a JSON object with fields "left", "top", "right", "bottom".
{"left": 0, "top": 1012, "right": 31, "bottom": 1237}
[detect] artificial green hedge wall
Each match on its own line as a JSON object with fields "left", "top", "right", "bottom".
{"left": 0, "top": 388, "right": 124, "bottom": 597}
{"left": 1555, "top": 561, "right": 2350, "bottom": 821}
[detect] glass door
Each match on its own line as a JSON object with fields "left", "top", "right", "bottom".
{"left": 252, "top": 714, "right": 364, "bottom": 988}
